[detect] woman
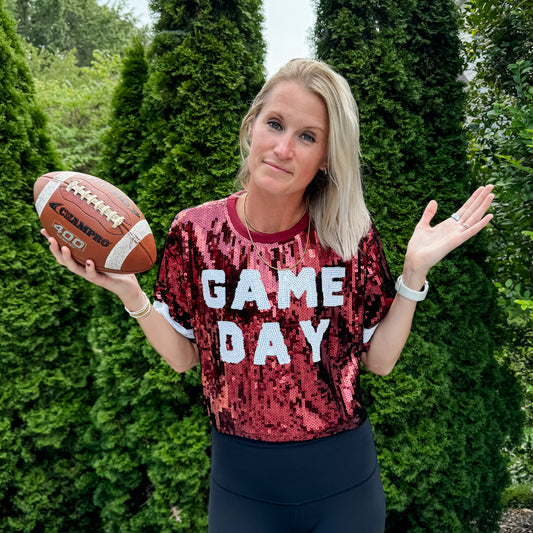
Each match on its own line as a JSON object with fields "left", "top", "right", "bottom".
{"left": 43, "top": 59, "right": 494, "bottom": 532}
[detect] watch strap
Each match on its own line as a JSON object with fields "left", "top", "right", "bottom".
{"left": 395, "top": 275, "right": 429, "bottom": 302}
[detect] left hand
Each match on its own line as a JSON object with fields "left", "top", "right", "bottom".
{"left": 403, "top": 185, "right": 495, "bottom": 282}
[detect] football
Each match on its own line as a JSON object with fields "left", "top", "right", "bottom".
{"left": 34, "top": 171, "right": 157, "bottom": 274}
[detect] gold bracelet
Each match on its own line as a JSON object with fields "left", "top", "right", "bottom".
{"left": 125, "top": 291, "right": 152, "bottom": 320}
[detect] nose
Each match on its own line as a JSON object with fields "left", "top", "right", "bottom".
{"left": 274, "top": 133, "right": 294, "bottom": 159}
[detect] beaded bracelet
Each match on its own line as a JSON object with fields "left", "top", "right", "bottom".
{"left": 125, "top": 291, "right": 152, "bottom": 320}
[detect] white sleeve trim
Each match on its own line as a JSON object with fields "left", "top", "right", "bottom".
{"left": 363, "top": 323, "right": 379, "bottom": 345}
{"left": 153, "top": 300, "right": 196, "bottom": 340}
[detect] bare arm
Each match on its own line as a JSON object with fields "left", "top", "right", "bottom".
{"left": 362, "top": 185, "right": 495, "bottom": 376}
{"left": 42, "top": 229, "right": 199, "bottom": 373}
{"left": 120, "top": 285, "right": 200, "bottom": 373}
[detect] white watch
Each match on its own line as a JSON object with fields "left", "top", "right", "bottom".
{"left": 395, "top": 275, "right": 429, "bottom": 302}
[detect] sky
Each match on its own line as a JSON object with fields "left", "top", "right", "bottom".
{"left": 121, "top": 0, "right": 316, "bottom": 77}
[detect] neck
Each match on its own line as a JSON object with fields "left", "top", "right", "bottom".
{"left": 241, "top": 192, "right": 307, "bottom": 234}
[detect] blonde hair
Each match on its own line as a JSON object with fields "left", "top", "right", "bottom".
{"left": 237, "top": 58, "right": 371, "bottom": 260}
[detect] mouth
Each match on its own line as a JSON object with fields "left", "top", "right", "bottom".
{"left": 264, "top": 160, "right": 292, "bottom": 174}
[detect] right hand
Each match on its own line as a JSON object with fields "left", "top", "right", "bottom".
{"left": 41, "top": 229, "right": 144, "bottom": 307}
{"left": 43, "top": 230, "right": 199, "bottom": 372}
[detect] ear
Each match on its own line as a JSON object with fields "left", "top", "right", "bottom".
{"left": 247, "top": 118, "right": 255, "bottom": 141}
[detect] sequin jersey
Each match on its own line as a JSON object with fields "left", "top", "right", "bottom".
{"left": 154, "top": 194, "right": 395, "bottom": 442}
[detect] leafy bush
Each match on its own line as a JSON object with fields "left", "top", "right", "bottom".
{"left": 465, "top": 1, "right": 533, "bottom": 497}
{"left": 502, "top": 484, "right": 533, "bottom": 510}
{"left": 27, "top": 45, "right": 123, "bottom": 175}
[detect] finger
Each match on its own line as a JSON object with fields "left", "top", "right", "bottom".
{"left": 454, "top": 185, "right": 493, "bottom": 220}
{"left": 83, "top": 259, "right": 105, "bottom": 284}
{"left": 41, "top": 231, "right": 119, "bottom": 289}
{"left": 62, "top": 252, "right": 113, "bottom": 288}
{"left": 84, "top": 259, "right": 136, "bottom": 292}
{"left": 418, "top": 200, "right": 438, "bottom": 228}
{"left": 59, "top": 245, "right": 85, "bottom": 274}
{"left": 45, "top": 236, "right": 66, "bottom": 264}
{"left": 52, "top": 245, "right": 87, "bottom": 279}
{"left": 463, "top": 188, "right": 493, "bottom": 219}
{"left": 453, "top": 186, "right": 485, "bottom": 219}
{"left": 464, "top": 213, "right": 494, "bottom": 236}
{"left": 461, "top": 190, "right": 494, "bottom": 227}
{"left": 43, "top": 233, "right": 88, "bottom": 273}
{"left": 452, "top": 213, "right": 494, "bottom": 247}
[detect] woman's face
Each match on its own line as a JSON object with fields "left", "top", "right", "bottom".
{"left": 247, "top": 81, "right": 329, "bottom": 202}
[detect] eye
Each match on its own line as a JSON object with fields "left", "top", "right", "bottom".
{"left": 301, "top": 132, "right": 316, "bottom": 143}
{"left": 267, "top": 119, "right": 282, "bottom": 131}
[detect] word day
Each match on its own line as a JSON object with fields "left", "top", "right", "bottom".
{"left": 201, "top": 267, "right": 347, "bottom": 365}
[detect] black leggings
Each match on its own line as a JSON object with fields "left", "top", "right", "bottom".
{"left": 208, "top": 420, "right": 386, "bottom": 533}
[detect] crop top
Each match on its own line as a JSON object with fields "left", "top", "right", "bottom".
{"left": 153, "top": 193, "right": 395, "bottom": 442}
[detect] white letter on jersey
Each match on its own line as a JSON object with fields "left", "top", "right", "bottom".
{"left": 202, "top": 270, "right": 226, "bottom": 309}
{"left": 322, "top": 267, "right": 345, "bottom": 307}
{"left": 231, "top": 269, "right": 271, "bottom": 310}
{"left": 218, "top": 321, "right": 245, "bottom": 364}
{"left": 300, "top": 320, "right": 330, "bottom": 362}
{"left": 254, "top": 323, "right": 290, "bottom": 365}
{"left": 278, "top": 267, "right": 317, "bottom": 309}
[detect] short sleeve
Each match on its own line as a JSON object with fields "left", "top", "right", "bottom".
{"left": 153, "top": 218, "right": 195, "bottom": 340}
{"left": 362, "top": 226, "right": 396, "bottom": 349}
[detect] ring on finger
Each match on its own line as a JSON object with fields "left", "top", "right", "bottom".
{"left": 462, "top": 222, "right": 470, "bottom": 229}
{"left": 451, "top": 213, "right": 460, "bottom": 221}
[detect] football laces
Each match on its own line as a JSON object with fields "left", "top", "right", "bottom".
{"left": 65, "top": 180, "right": 125, "bottom": 228}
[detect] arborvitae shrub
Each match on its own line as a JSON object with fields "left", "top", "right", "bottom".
{"left": 88, "top": 1, "right": 265, "bottom": 530}
{"left": 98, "top": 36, "right": 149, "bottom": 201}
{"left": 139, "top": 0, "right": 266, "bottom": 244}
{"left": 314, "top": 0, "right": 523, "bottom": 530}
{"left": 0, "top": 2, "right": 100, "bottom": 530}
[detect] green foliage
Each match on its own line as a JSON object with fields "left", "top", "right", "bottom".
{"left": 7, "top": 0, "right": 149, "bottom": 176}
{"left": 502, "top": 483, "right": 533, "bottom": 510}
{"left": 465, "top": 0, "right": 532, "bottom": 467}
{"left": 0, "top": 2, "right": 100, "bottom": 530}
{"left": 85, "top": 0, "right": 266, "bottom": 530}
{"left": 506, "top": 427, "right": 533, "bottom": 488}
{"left": 26, "top": 45, "right": 123, "bottom": 175}
{"left": 5, "top": 0, "right": 141, "bottom": 66}
{"left": 140, "top": 0, "right": 266, "bottom": 244}
{"left": 314, "top": 0, "right": 522, "bottom": 530}
{"left": 467, "top": 59, "right": 533, "bottom": 329}
{"left": 465, "top": 1, "right": 533, "bottom": 320}
{"left": 85, "top": 296, "right": 211, "bottom": 532}
{"left": 464, "top": 0, "right": 533, "bottom": 96}
{"left": 97, "top": 36, "right": 149, "bottom": 200}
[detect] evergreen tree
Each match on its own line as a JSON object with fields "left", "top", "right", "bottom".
{"left": 97, "top": 36, "right": 149, "bottom": 200}
{"left": 86, "top": 1, "right": 266, "bottom": 530}
{"left": 314, "top": 0, "right": 522, "bottom": 531}
{"left": 5, "top": 0, "right": 140, "bottom": 66}
{"left": 0, "top": 2, "right": 100, "bottom": 530}
{"left": 140, "top": 0, "right": 266, "bottom": 244}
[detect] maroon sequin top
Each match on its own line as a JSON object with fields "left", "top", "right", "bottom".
{"left": 153, "top": 193, "right": 395, "bottom": 442}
